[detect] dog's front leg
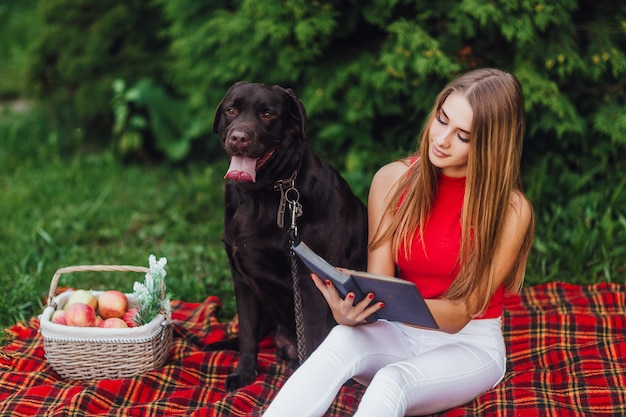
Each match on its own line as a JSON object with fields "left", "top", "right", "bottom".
{"left": 226, "top": 278, "right": 263, "bottom": 391}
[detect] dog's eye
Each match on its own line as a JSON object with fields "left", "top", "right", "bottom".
{"left": 261, "top": 111, "right": 275, "bottom": 120}
{"left": 225, "top": 108, "right": 238, "bottom": 116}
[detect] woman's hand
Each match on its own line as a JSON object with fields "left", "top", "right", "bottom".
{"left": 310, "top": 273, "right": 384, "bottom": 326}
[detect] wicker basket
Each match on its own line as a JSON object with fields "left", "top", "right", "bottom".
{"left": 39, "top": 265, "right": 173, "bottom": 380}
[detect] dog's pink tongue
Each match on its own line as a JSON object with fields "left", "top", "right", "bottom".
{"left": 225, "top": 156, "right": 257, "bottom": 183}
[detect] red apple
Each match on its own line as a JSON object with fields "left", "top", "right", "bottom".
{"left": 97, "top": 290, "right": 128, "bottom": 319}
{"left": 51, "top": 309, "right": 67, "bottom": 325}
{"left": 101, "top": 317, "right": 128, "bottom": 328}
{"left": 122, "top": 308, "right": 139, "bottom": 327}
{"left": 66, "top": 289, "right": 98, "bottom": 311}
{"left": 95, "top": 316, "right": 104, "bottom": 327}
{"left": 65, "top": 303, "right": 97, "bottom": 327}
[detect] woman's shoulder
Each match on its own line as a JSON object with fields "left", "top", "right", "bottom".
{"left": 509, "top": 189, "right": 532, "bottom": 213}
{"left": 368, "top": 157, "right": 413, "bottom": 208}
{"left": 507, "top": 189, "right": 533, "bottom": 229}
{"left": 372, "top": 157, "right": 414, "bottom": 186}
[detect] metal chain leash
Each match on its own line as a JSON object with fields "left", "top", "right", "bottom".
{"left": 289, "top": 244, "right": 306, "bottom": 364}
{"left": 274, "top": 170, "right": 307, "bottom": 364}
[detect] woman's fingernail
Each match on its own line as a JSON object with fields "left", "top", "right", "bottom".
{"left": 368, "top": 293, "right": 375, "bottom": 300}
{"left": 325, "top": 280, "right": 331, "bottom": 286}
{"left": 379, "top": 302, "right": 385, "bottom": 308}
{"left": 347, "top": 293, "right": 355, "bottom": 300}
{"left": 310, "top": 273, "right": 315, "bottom": 279}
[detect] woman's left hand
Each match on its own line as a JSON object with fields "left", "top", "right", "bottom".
{"left": 310, "top": 272, "right": 383, "bottom": 326}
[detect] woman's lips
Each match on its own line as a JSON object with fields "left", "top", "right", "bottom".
{"left": 431, "top": 144, "right": 447, "bottom": 158}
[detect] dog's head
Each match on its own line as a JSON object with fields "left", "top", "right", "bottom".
{"left": 213, "top": 82, "right": 307, "bottom": 183}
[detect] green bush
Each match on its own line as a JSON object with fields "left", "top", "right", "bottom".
{"left": 111, "top": 78, "right": 203, "bottom": 161}
{"left": 157, "top": 0, "right": 625, "bottom": 163}
{"left": 0, "top": 0, "right": 39, "bottom": 99}
{"left": 26, "top": 0, "right": 170, "bottom": 140}
{"left": 23, "top": 1, "right": 626, "bottom": 172}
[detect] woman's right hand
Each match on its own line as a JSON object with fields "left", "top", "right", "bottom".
{"left": 310, "top": 273, "right": 384, "bottom": 326}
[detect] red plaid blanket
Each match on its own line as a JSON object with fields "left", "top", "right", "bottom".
{"left": 1, "top": 282, "right": 625, "bottom": 416}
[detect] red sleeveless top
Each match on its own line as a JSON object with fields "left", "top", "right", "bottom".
{"left": 396, "top": 172, "right": 503, "bottom": 319}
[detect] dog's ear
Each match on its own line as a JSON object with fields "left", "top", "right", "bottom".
{"left": 212, "top": 81, "right": 247, "bottom": 134}
{"left": 280, "top": 87, "right": 307, "bottom": 141}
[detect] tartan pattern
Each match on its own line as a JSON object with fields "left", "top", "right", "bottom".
{"left": 1, "top": 282, "right": 625, "bottom": 416}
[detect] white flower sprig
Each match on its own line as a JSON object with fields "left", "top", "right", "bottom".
{"left": 133, "top": 254, "right": 170, "bottom": 326}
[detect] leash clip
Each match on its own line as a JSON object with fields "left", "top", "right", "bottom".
{"left": 274, "top": 166, "right": 300, "bottom": 229}
{"left": 286, "top": 185, "right": 302, "bottom": 243}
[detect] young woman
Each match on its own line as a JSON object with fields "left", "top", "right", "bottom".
{"left": 262, "top": 68, "right": 534, "bottom": 417}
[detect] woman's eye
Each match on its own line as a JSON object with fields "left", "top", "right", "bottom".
{"left": 458, "top": 134, "right": 470, "bottom": 144}
{"left": 436, "top": 114, "right": 447, "bottom": 125}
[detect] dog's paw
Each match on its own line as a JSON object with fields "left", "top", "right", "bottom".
{"left": 225, "top": 368, "right": 258, "bottom": 391}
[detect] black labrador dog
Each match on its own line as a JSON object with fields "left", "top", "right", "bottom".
{"left": 212, "top": 82, "right": 368, "bottom": 391}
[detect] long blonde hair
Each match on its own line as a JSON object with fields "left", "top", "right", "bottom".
{"left": 371, "top": 68, "right": 535, "bottom": 316}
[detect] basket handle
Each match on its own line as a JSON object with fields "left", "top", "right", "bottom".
{"left": 47, "top": 265, "right": 150, "bottom": 308}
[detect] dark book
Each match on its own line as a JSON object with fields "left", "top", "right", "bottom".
{"left": 292, "top": 241, "right": 438, "bottom": 329}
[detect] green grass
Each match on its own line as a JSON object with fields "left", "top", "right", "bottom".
{"left": 0, "top": 110, "right": 235, "bottom": 331}
{"left": 522, "top": 152, "right": 626, "bottom": 285}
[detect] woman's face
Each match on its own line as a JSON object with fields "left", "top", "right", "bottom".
{"left": 428, "top": 92, "right": 473, "bottom": 178}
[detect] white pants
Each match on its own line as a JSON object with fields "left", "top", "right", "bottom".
{"left": 262, "top": 318, "right": 506, "bottom": 417}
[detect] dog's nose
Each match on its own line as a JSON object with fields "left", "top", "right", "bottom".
{"left": 228, "top": 130, "right": 249, "bottom": 144}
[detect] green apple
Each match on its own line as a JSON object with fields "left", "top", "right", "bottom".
{"left": 65, "top": 289, "right": 98, "bottom": 311}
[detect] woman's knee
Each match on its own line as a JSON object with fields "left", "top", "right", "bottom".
{"left": 316, "top": 322, "right": 405, "bottom": 363}
{"left": 317, "top": 325, "right": 367, "bottom": 357}
{"left": 313, "top": 325, "right": 359, "bottom": 356}
{"left": 325, "top": 323, "right": 374, "bottom": 346}
{"left": 370, "top": 361, "right": 416, "bottom": 389}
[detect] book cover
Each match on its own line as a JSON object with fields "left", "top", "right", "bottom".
{"left": 292, "top": 241, "right": 438, "bottom": 329}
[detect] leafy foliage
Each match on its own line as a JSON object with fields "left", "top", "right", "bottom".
{"left": 153, "top": 0, "right": 626, "bottom": 182}
{"left": 21, "top": 1, "right": 626, "bottom": 167}
{"left": 0, "top": 0, "right": 39, "bottom": 99}
{"left": 25, "top": 0, "right": 170, "bottom": 139}
{"left": 112, "top": 78, "right": 202, "bottom": 161}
